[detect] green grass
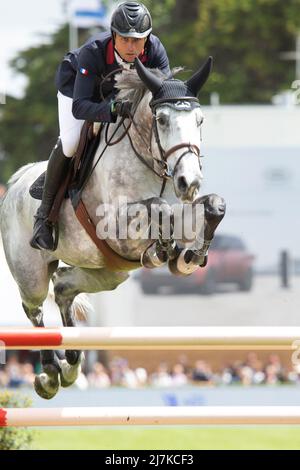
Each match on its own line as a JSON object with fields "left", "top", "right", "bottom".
{"left": 32, "top": 426, "right": 300, "bottom": 450}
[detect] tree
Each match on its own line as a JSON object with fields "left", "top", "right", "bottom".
{"left": 146, "top": 0, "right": 300, "bottom": 103}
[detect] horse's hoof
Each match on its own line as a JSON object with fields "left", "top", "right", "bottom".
{"left": 59, "top": 352, "right": 85, "bottom": 388}
{"left": 34, "top": 365, "right": 60, "bottom": 400}
{"left": 65, "top": 349, "right": 81, "bottom": 365}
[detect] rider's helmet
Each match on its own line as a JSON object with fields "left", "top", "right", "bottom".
{"left": 111, "top": 2, "right": 152, "bottom": 39}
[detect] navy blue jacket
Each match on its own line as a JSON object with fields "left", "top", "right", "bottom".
{"left": 55, "top": 32, "right": 170, "bottom": 123}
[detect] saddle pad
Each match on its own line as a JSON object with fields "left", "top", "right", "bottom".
{"left": 29, "top": 172, "right": 46, "bottom": 200}
{"left": 29, "top": 172, "right": 70, "bottom": 200}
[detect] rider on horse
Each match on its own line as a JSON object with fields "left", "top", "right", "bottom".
{"left": 30, "top": 1, "right": 170, "bottom": 251}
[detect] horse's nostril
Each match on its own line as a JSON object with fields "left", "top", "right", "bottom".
{"left": 191, "top": 179, "right": 200, "bottom": 191}
{"left": 177, "top": 176, "right": 188, "bottom": 193}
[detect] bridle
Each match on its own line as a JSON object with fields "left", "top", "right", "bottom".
{"left": 123, "top": 96, "right": 202, "bottom": 197}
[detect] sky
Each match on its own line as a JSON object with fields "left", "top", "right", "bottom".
{"left": 0, "top": 0, "right": 66, "bottom": 97}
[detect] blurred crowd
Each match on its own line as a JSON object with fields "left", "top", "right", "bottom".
{"left": 1, "top": 352, "right": 300, "bottom": 390}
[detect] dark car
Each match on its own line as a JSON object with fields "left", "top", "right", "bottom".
{"left": 137, "top": 234, "right": 255, "bottom": 295}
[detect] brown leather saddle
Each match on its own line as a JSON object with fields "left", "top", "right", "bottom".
{"left": 29, "top": 121, "right": 141, "bottom": 272}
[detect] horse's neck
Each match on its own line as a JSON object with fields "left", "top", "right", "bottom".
{"left": 84, "top": 103, "right": 175, "bottom": 208}
{"left": 84, "top": 122, "right": 156, "bottom": 205}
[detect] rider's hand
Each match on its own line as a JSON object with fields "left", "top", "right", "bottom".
{"left": 111, "top": 100, "right": 132, "bottom": 117}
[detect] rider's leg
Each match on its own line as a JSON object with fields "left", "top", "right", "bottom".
{"left": 30, "top": 139, "right": 70, "bottom": 250}
{"left": 30, "top": 92, "right": 84, "bottom": 251}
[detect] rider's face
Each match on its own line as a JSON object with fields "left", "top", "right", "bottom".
{"left": 114, "top": 34, "right": 147, "bottom": 62}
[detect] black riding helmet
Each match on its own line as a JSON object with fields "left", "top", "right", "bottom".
{"left": 111, "top": 2, "right": 152, "bottom": 39}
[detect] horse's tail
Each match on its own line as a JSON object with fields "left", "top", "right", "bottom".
{"left": 7, "top": 163, "right": 36, "bottom": 188}
{"left": 71, "top": 293, "right": 94, "bottom": 322}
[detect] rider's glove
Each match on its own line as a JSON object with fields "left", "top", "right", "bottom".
{"left": 111, "top": 99, "right": 132, "bottom": 117}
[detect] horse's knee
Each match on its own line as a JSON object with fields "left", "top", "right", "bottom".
{"left": 200, "top": 194, "right": 226, "bottom": 239}
{"left": 205, "top": 194, "right": 226, "bottom": 219}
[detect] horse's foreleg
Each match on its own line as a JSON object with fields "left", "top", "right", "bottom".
{"left": 169, "top": 193, "right": 226, "bottom": 276}
{"left": 125, "top": 197, "right": 179, "bottom": 268}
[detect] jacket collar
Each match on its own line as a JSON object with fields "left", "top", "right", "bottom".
{"left": 106, "top": 39, "right": 148, "bottom": 65}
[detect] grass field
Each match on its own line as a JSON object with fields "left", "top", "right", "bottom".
{"left": 32, "top": 426, "right": 300, "bottom": 450}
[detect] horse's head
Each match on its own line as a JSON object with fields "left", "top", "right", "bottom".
{"left": 134, "top": 56, "right": 212, "bottom": 203}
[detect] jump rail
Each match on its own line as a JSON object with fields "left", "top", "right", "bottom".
{"left": 0, "top": 326, "right": 300, "bottom": 350}
{"left": 1, "top": 407, "right": 300, "bottom": 426}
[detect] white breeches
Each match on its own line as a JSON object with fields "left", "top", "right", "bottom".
{"left": 57, "top": 91, "right": 85, "bottom": 157}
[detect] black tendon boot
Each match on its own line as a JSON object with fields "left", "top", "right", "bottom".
{"left": 30, "top": 138, "right": 70, "bottom": 251}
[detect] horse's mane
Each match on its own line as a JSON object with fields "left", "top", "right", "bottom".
{"left": 114, "top": 67, "right": 183, "bottom": 109}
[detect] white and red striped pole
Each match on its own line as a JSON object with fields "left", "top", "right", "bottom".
{"left": 0, "top": 326, "right": 300, "bottom": 350}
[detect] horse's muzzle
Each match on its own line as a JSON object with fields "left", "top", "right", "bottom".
{"left": 175, "top": 176, "right": 201, "bottom": 202}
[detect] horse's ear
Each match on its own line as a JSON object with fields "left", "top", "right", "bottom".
{"left": 134, "top": 57, "right": 163, "bottom": 95}
{"left": 185, "top": 56, "right": 213, "bottom": 96}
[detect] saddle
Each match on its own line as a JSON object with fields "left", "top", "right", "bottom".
{"left": 29, "top": 121, "right": 141, "bottom": 272}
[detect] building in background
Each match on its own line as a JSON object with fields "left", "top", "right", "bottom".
{"left": 202, "top": 103, "right": 300, "bottom": 272}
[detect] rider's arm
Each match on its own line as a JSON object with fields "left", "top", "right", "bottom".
{"left": 72, "top": 46, "right": 117, "bottom": 122}
{"left": 150, "top": 37, "right": 171, "bottom": 77}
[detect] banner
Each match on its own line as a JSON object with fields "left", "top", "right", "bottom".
{"left": 69, "top": 0, "right": 113, "bottom": 28}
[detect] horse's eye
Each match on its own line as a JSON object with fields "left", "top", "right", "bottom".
{"left": 157, "top": 114, "right": 168, "bottom": 126}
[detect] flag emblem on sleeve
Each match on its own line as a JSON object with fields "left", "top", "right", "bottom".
{"left": 80, "top": 68, "right": 89, "bottom": 75}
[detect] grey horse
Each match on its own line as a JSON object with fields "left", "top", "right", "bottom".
{"left": 0, "top": 57, "right": 225, "bottom": 399}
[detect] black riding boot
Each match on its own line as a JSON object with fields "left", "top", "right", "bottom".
{"left": 30, "top": 138, "right": 70, "bottom": 251}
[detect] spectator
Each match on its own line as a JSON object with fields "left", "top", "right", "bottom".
{"left": 150, "top": 362, "right": 173, "bottom": 387}
{"left": 135, "top": 367, "right": 148, "bottom": 388}
{"left": 5, "top": 355, "right": 24, "bottom": 388}
{"left": 265, "top": 354, "right": 286, "bottom": 383}
{"left": 192, "top": 360, "right": 214, "bottom": 384}
{"left": 244, "top": 353, "right": 265, "bottom": 385}
{"left": 171, "top": 363, "right": 188, "bottom": 387}
{"left": 88, "top": 362, "right": 111, "bottom": 388}
{"left": 21, "top": 363, "right": 35, "bottom": 386}
{"left": 265, "top": 364, "right": 280, "bottom": 385}
{"left": 222, "top": 361, "right": 245, "bottom": 385}
{"left": 119, "top": 359, "right": 140, "bottom": 389}
{"left": 238, "top": 364, "right": 254, "bottom": 386}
